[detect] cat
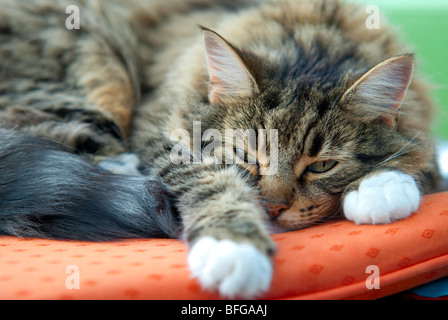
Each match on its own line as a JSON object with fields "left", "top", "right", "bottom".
{"left": 0, "top": 0, "right": 441, "bottom": 298}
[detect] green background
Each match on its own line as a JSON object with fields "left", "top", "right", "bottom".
{"left": 355, "top": 0, "right": 448, "bottom": 140}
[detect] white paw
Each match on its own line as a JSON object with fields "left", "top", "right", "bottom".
{"left": 187, "top": 237, "right": 272, "bottom": 299}
{"left": 98, "top": 153, "right": 141, "bottom": 175}
{"left": 343, "top": 171, "right": 420, "bottom": 224}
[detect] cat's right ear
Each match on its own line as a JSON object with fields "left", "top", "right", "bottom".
{"left": 201, "top": 26, "right": 259, "bottom": 105}
{"left": 342, "top": 55, "right": 414, "bottom": 127}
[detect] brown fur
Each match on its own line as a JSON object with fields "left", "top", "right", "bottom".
{"left": 0, "top": 0, "right": 441, "bottom": 258}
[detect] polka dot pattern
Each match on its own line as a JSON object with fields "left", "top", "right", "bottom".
{"left": 1, "top": 192, "right": 448, "bottom": 300}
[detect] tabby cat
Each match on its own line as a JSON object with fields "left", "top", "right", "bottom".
{"left": 0, "top": 0, "right": 441, "bottom": 298}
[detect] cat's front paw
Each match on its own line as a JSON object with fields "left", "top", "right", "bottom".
{"left": 187, "top": 237, "right": 272, "bottom": 299}
{"left": 343, "top": 171, "right": 420, "bottom": 224}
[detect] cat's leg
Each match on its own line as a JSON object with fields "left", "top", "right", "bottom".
{"left": 1, "top": 1, "right": 139, "bottom": 141}
{"left": 149, "top": 154, "right": 275, "bottom": 298}
{"left": 342, "top": 170, "right": 420, "bottom": 225}
{"left": 342, "top": 156, "right": 440, "bottom": 225}
{"left": 188, "top": 237, "right": 272, "bottom": 299}
{"left": 180, "top": 167, "right": 275, "bottom": 298}
{"left": 69, "top": 33, "right": 139, "bottom": 139}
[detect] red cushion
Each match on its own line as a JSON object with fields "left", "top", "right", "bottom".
{"left": 1, "top": 192, "right": 448, "bottom": 299}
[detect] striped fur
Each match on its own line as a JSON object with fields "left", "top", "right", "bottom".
{"left": 0, "top": 0, "right": 441, "bottom": 262}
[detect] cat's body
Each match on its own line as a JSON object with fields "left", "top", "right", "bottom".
{"left": 0, "top": 0, "right": 441, "bottom": 298}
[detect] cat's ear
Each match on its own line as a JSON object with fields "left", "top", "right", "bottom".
{"left": 201, "top": 26, "right": 259, "bottom": 104}
{"left": 342, "top": 55, "right": 414, "bottom": 127}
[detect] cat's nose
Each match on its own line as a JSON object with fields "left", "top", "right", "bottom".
{"left": 265, "top": 201, "right": 289, "bottom": 218}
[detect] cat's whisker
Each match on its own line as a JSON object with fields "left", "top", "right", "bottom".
{"left": 375, "top": 132, "right": 421, "bottom": 167}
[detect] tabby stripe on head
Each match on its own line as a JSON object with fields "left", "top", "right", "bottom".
{"left": 297, "top": 116, "right": 319, "bottom": 155}
{"left": 308, "top": 133, "right": 324, "bottom": 158}
{"left": 302, "top": 118, "right": 322, "bottom": 156}
{"left": 355, "top": 153, "right": 389, "bottom": 165}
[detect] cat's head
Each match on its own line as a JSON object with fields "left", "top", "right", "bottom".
{"left": 198, "top": 27, "right": 417, "bottom": 232}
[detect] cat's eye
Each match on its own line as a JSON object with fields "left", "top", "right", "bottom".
{"left": 307, "top": 160, "right": 338, "bottom": 173}
{"left": 235, "top": 147, "right": 258, "bottom": 164}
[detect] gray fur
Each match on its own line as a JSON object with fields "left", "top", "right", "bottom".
{"left": 0, "top": 0, "right": 440, "bottom": 256}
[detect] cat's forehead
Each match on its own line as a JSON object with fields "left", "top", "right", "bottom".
{"left": 260, "top": 87, "right": 332, "bottom": 130}
{"left": 254, "top": 88, "right": 349, "bottom": 157}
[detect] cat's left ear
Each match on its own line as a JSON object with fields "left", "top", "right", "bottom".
{"left": 201, "top": 26, "right": 259, "bottom": 104}
{"left": 342, "top": 55, "right": 414, "bottom": 127}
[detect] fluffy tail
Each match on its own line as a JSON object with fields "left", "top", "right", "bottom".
{"left": 0, "top": 129, "right": 180, "bottom": 241}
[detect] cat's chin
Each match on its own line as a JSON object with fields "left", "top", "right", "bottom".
{"left": 264, "top": 213, "right": 324, "bottom": 234}
{"left": 265, "top": 223, "right": 289, "bottom": 234}
{"left": 264, "top": 219, "right": 297, "bottom": 234}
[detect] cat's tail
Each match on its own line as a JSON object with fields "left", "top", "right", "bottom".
{"left": 0, "top": 128, "right": 181, "bottom": 241}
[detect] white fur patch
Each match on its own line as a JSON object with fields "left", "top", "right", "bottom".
{"left": 187, "top": 237, "right": 272, "bottom": 299}
{"left": 343, "top": 171, "right": 420, "bottom": 225}
{"left": 98, "top": 153, "right": 141, "bottom": 175}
